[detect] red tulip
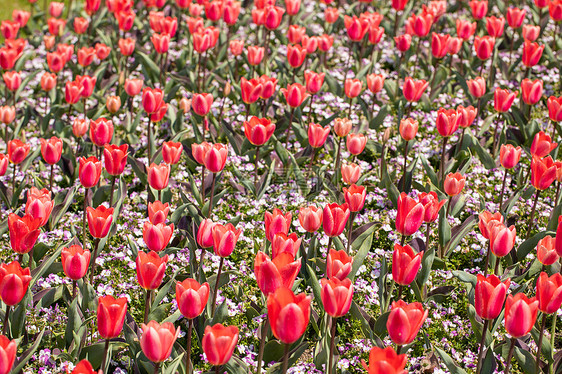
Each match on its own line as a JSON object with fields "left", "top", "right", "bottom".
{"left": 443, "top": 172, "right": 465, "bottom": 196}
{"left": 0, "top": 261, "right": 31, "bottom": 306}
{"left": 341, "top": 162, "right": 361, "bottom": 185}
{"left": 147, "top": 162, "right": 170, "bottom": 190}
{"left": 143, "top": 221, "right": 174, "bottom": 252}
{"left": 202, "top": 324, "right": 239, "bottom": 365}
{"left": 402, "top": 77, "right": 428, "bottom": 102}
{"left": 394, "top": 34, "right": 412, "bottom": 52}
{"left": 474, "top": 36, "right": 495, "bottom": 60}
{"left": 436, "top": 108, "right": 460, "bottom": 137}
{"left": 343, "top": 184, "right": 366, "bottom": 212}
{"left": 287, "top": 44, "right": 306, "bottom": 68}
{"left": 522, "top": 40, "right": 544, "bottom": 67}
{"left": 247, "top": 46, "right": 264, "bottom": 65}
{"left": 267, "top": 287, "right": 311, "bottom": 344}
{"left": 469, "top": 0, "right": 488, "bottom": 19}
{"left": 258, "top": 75, "right": 277, "bottom": 99}
{"left": 12, "top": 9, "right": 30, "bottom": 27}
{"left": 0, "top": 106, "right": 15, "bottom": 125}
{"left": 240, "top": 77, "right": 263, "bottom": 104}
{"left": 142, "top": 87, "right": 164, "bottom": 114}
{"left": 418, "top": 191, "right": 446, "bottom": 223}
{"left": 281, "top": 83, "right": 309, "bottom": 108}
{"left": 204, "top": 143, "right": 228, "bottom": 173}
{"left": 344, "top": 78, "right": 363, "bottom": 99}
{"left": 71, "top": 360, "right": 96, "bottom": 374}
{"left": 507, "top": 7, "right": 526, "bottom": 29}
{"left": 323, "top": 203, "right": 350, "bottom": 237}
{"left": 264, "top": 208, "right": 292, "bottom": 242}
{"left": 151, "top": 33, "right": 170, "bottom": 54}
{"left": 368, "top": 25, "right": 385, "bottom": 45}
{"left": 254, "top": 251, "right": 301, "bottom": 295}
{"left": 125, "top": 79, "right": 143, "bottom": 96}
{"left": 192, "top": 93, "right": 214, "bottom": 116}
{"left": 162, "top": 141, "right": 182, "bottom": 165}
{"left": 103, "top": 144, "right": 128, "bottom": 176}
{"left": 271, "top": 233, "right": 301, "bottom": 258}
{"left": 1, "top": 21, "right": 20, "bottom": 40}
{"left": 223, "top": 1, "right": 241, "bottom": 24}
{"left": 89, "top": 118, "right": 114, "bottom": 147}
{"left": 244, "top": 117, "right": 276, "bottom": 146}
{"left": 536, "top": 272, "right": 562, "bottom": 314}
{"left": 431, "top": 32, "right": 450, "bottom": 58}
{"left": 7, "top": 139, "right": 30, "bottom": 164}
{"left": 118, "top": 38, "right": 136, "bottom": 56}
{"left": 39, "top": 137, "right": 62, "bottom": 165}
{"left": 550, "top": 0, "right": 562, "bottom": 21}
{"left": 298, "top": 205, "right": 322, "bottom": 232}
{"left": 87, "top": 205, "right": 114, "bottom": 238}
{"left": 392, "top": 244, "right": 423, "bottom": 286}
{"left": 386, "top": 300, "right": 428, "bottom": 345}
{"left": 263, "top": 5, "right": 284, "bottom": 30}
{"left": 77, "top": 47, "right": 95, "bottom": 67}
{"left": 531, "top": 155, "right": 558, "bottom": 190}
{"left": 79, "top": 156, "right": 102, "bottom": 188}
{"left": 531, "top": 131, "right": 557, "bottom": 157}
{"left": 61, "top": 245, "right": 91, "bottom": 281}
{"left": 457, "top": 105, "right": 477, "bottom": 128}
{"left": 304, "top": 70, "right": 325, "bottom": 94}
{"left": 493, "top": 88, "right": 517, "bottom": 113}
{"left": 478, "top": 211, "right": 504, "bottom": 240}
{"left": 136, "top": 251, "right": 168, "bottom": 290}
{"left": 321, "top": 277, "right": 354, "bottom": 317}
{"left": 396, "top": 192, "right": 424, "bottom": 236}
{"left": 409, "top": 11, "right": 433, "bottom": 37}
{"left": 499, "top": 144, "right": 522, "bottom": 169}
{"left": 326, "top": 249, "right": 353, "bottom": 280}
{"left": 212, "top": 223, "right": 241, "bottom": 257}
{"left": 361, "top": 346, "right": 407, "bottom": 374}
{"left": 504, "top": 293, "right": 538, "bottom": 338}
{"left": 344, "top": 15, "right": 369, "bottom": 41}
{"left": 191, "top": 141, "right": 211, "bottom": 165}
{"left": 8, "top": 213, "right": 41, "bottom": 254}
{"left": 456, "top": 19, "right": 476, "bottom": 40}
{"left": 489, "top": 222, "right": 516, "bottom": 257}
{"left": 467, "top": 76, "right": 486, "bottom": 98}
{"left": 325, "top": 7, "right": 339, "bottom": 23}
{"left": 176, "top": 278, "right": 210, "bottom": 319}
{"left": 521, "top": 78, "right": 543, "bottom": 105}
{"left": 0, "top": 48, "right": 18, "bottom": 70}
{"left": 25, "top": 187, "right": 53, "bottom": 227}
{"left": 486, "top": 16, "right": 505, "bottom": 37}
{"left": 97, "top": 295, "right": 127, "bottom": 339}
{"left": 548, "top": 96, "right": 562, "bottom": 122}
{"left": 537, "top": 236, "right": 559, "bottom": 266}
{"left": 475, "top": 274, "right": 510, "bottom": 320}
{"left": 346, "top": 133, "right": 367, "bottom": 155}
{"left": 308, "top": 123, "right": 330, "bottom": 148}
{"left": 523, "top": 25, "right": 540, "bottom": 41}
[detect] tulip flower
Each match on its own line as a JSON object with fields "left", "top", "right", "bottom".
{"left": 489, "top": 222, "right": 516, "bottom": 259}
{"left": 0, "top": 335, "right": 16, "bottom": 372}
{"left": 467, "top": 76, "right": 486, "bottom": 98}
{"left": 8, "top": 213, "right": 41, "bottom": 256}
{"left": 143, "top": 221, "right": 174, "bottom": 252}
{"left": 308, "top": 123, "right": 330, "bottom": 148}
{"left": 326, "top": 249, "right": 353, "bottom": 281}
{"left": 333, "top": 119, "right": 352, "bottom": 138}
{"left": 392, "top": 244, "right": 423, "bottom": 288}
{"left": 271, "top": 233, "right": 301, "bottom": 258}
{"left": 409, "top": 11, "right": 433, "bottom": 37}
{"left": 498, "top": 144, "right": 522, "bottom": 211}
{"left": 7, "top": 139, "right": 29, "bottom": 165}
{"left": 61, "top": 245, "right": 91, "bottom": 283}
{"left": 287, "top": 44, "right": 306, "bottom": 68}
{"left": 346, "top": 133, "right": 367, "bottom": 155}
{"left": 344, "top": 15, "right": 369, "bottom": 41}
{"left": 361, "top": 346, "right": 407, "bottom": 374}
{"left": 79, "top": 156, "right": 102, "bottom": 189}
{"left": 523, "top": 25, "right": 540, "bottom": 42}
{"left": 298, "top": 205, "right": 322, "bottom": 232}
{"left": 402, "top": 77, "right": 428, "bottom": 102}
{"left": 87, "top": 205, "right": 114, "bottom": 239}
{"left": 25, "top": 188, "right": 53, "bottom": 227}
{"left": 140, "top": 320, "right": 180, "bottom": 365}
{"left": 522, "top": 41, "right": 544, "bottom": 68}
{"left": 505, "top": 293, "right": 538, "bottom": 338}
{"left": 202, "top": 324, "right": 239, "bottom": 367}
{"left": 386, "top": 300, "right": 428, "bottom": 346}
{"left": 267, "top": 286, "right": 311, "bottom": 345}
{"left": 0, "top": 261, "right": 31, "bottom": 310}
{"left": 240, "top": 77, "right": 263, "bottom": 107}
{"left": 264, "top": 208, "right": 292, "bottom": 242}
{"left": 40, "top": 137, "right": 63, "bottom": 167}
{"left": 254, "top": 251, "right": 301, "bottom": 296}
{"left": 147, "top": 162, "right": 170, "bottom": 192}
{"left": 244, "top": 117, "right": 275, "bottom": 147}
{"left": 521, "top": 78, "right": 543, "bottom": 105}
{"left": 192, "top": 93, "right": 214, "bottom": 117}
{"left": 281, "top": 83, "right": 309, "bottom": 108}
{"left": 162, "top": 141, "right": 183, "bottom": 165}
{"left": 136, "top": 251, "right": 168, "bottom": 291}
{"left": 321, "top": 276, "right": 353, "bottom": 319}
{"left": 395, "top": 192, "right": 424, "bottom": 240}
{"left": 341, "top": 162, "right": 361, "bottom": 185}
{"left": 537, "top": 235, "right": 559, "bottom": 265}
{"left": 97, "top": 295, "right": 127, "bottom": 339}
{"left": 469, "top": 0, "right": 488, "bottom": 19}
{"left": 323, "top": 202, "right": 350, "bottom": 239}
{"left": 71, "top": 360, "right": 97, "bottom": 374}
{"left": 305, "top": 71, "right": 325, "bottom": 95}
{"left": 443, "top": 172, "right": 465, "bottom": 197}
{"left": 531, "top": 131, "right": 557, "bottom": 158}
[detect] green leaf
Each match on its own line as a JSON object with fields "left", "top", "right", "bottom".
{"left": 444, "top": 215, "right": 477, "bottom": 257}
{"left": 11, "top": 328, "right": 46, "bottom": 372}
{"left": 350, "top": 233, "right": 374, "bottom": 280}
{"left": 514, "top": 344, "right": 538, "bottom": 374}
{"left": 434, "top": 346, "right": 468, "bottom": 374}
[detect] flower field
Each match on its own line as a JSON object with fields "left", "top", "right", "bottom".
{"left": 0, "top": 0, "right": 561, "bottom": 373}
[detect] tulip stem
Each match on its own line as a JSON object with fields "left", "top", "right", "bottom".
{"left": 208, "top": 173, "right": 216, "bottom": 218}
{"left": 328, "top": 317, "right": 337, "bottom": 374}
{"left": 504, "top": 338, "right": 516, "bottom": 374}
{"left": 396, "top": 284, "right": 403, "bottom": 301}
{"left": 347, "top": 96, "right": 353, "bottom": 118}
{"left": 425, "top": 222, "right": 431, "bottom": 252}
{"left": 154, "top": 362, "right": 160, "bottom": 374}
{"left": 346, "top": 212, "right": 356, "bottom": 253}
{"left": 550, "top": 313, "right": 557, "bottom": 374}
{"left": 201, "top": 165, "right": 206, "bottom": 201}
{"left": 476, "top": 319, "right": 489, "bottom": 374}
{"left": 215, "top": 366, "right": 220, "bottom": 374}
{"left": 440, "top": 137, "right": 448, "bottom": 186}
{"left": 2, "top": 305, "right": 10, "bottom": 336}
{"left": 82, "top": 188, "right": 89, "bottom": 250}
{"left": 400, "top": 235, "right": 405, "bottom": 246}
{"left": 185, "top": 319, "right": 193, "bottom": 374}
{"left": 492, "top": 114, "right": 501, "bottom": 159}
{"left": 535, "top": 313, "right": 547, "bottom": 373}
{"left": 28, "top": 246, "right": 34, "bottom": 269}
{"left": 499, "top": 168, "right": 508, "bottom": 213}
{"left": 526, "top": 189, "right": 541, "bottom": 239}
{"left": 49, "top": 164, "right": 54, "bottom": 193}
{"left": 11, "top": 164, "right": 16, "bottom": 199}
{"left": 456, "top": 128, "right": 466, "bottom": 155}
{"left": 396, "top": 345, "right": 402, "bottom": 354}
{"left": 211, "top": 257, "right": 224, "bottom": 317}
{"left": 401, "top": 140, "right": 408, "bottom": 192}
{"left": 109, "top": 176, "right": 117, "bottom": 207}
{"left": 256, "top": 316, "right": 269, "bottom": 374}
{"left": 556, "top": 182, "right": 561, "bottom": 208}
{"left": 72, "top": 280, "right": 77, "bottom": 299}
{"left": 101, "top": 339, "right": 110, "bottom": 373}
{"left": 445, "top": 196, "right": 452, "bottom": 218}
{"left": 254, "top": 146, "right": 260, "bottom": 192}
{"left": 144, "top": 289, "right": 152, "bottom": 324}
{"left": 494, "top": 256, "right": 501, "bottom": 276}
{"left": 148, "top": 118, "right": 152, "bottom": 162}
{"left": 327, "top": 237, "right": 332, "bottom": 252}
{"left": 89, "top": 238, "right": 100, "bottom": 284}
{"left": 282, "top": 343, "right": 290, "bottom": 374}
{"left": 306, "top": 95, "right": 315, "bottom": 124}
{"left": 333, "top": 137, "right": 343, "bottom": 188}
{"left": 285, "top": 108, "right": 295, "bottom": 147}
{"left": 484, "top": 245, "right": 492, "bottom": 278}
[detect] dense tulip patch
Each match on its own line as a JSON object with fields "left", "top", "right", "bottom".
{"left": 2, "top": 0, "right": 562, "bottom": 372}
